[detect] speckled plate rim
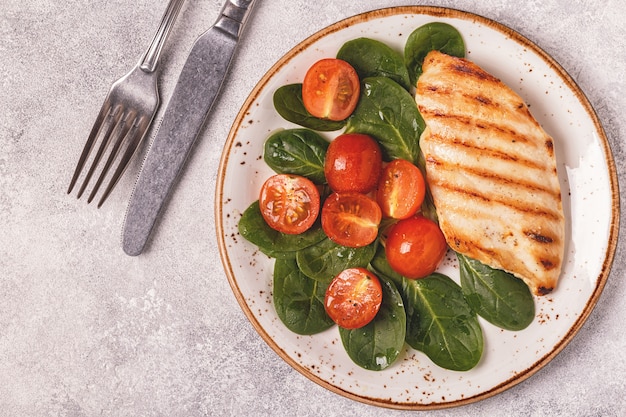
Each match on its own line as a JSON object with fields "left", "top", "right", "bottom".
{"left": 216, "top": 6, "right": 620, "bottom": 410}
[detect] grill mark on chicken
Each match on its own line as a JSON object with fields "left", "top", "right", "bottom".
{"left": 424, "top": 152, "right": 562, "bottom": 204}
{"left": 475, "top": 95, "right": 492, "bottom": 105}
{"left": 544, "top": 138, "right": 555, "bottom": 158}
{"left": 419, "top": 109, "right": 535, "bottom": 146}
{"left": 449, "top": 235, "right": 497, "bottom": 258}
{"left": 448, "top": 225, "right": 559, "bottom": 265}
{"left": 423, "top": 130, "right": 544, "bottom": 171}
{"left": 451, "top": 62, "right": 499, "bottom": 83}
{"left": 525, "top": 231, "right": 554, "bottom": 244}
{"left": 428, "top": 176, "right": 563, "bottom": 224}
{"left": 417, "top": 91, "right": 541, "bottom": 139}
{"left": 536, "top": 286, "right": 553, "bottom": 296}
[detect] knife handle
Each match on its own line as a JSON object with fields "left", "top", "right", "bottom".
{"left": 216, "top": 0, "right": 257, "bottom": 39}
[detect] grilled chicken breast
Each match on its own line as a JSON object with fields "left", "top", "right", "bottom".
{"left": 415, "top": 50, "right": 564, "bottom": 296}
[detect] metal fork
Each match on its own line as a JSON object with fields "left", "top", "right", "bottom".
{"left": 67, "top": 0, "right": 186, "bottom": 207}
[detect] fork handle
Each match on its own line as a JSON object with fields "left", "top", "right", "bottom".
{"left": 139, "top": 0, "right": 186, "bottom": 73}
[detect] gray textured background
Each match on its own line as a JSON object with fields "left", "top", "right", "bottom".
{"left": 1, "top": 0, "right": 624, "bottom": 416}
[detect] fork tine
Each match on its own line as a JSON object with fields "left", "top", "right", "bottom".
{"left": 96, "top": 116, "right": 149, "bottom": 208}
{"left": 67, "top": 101, "right": 112, "bottom": 194}
{"left": 75, "top": 105, "right": 125, "bottom": 199}
{"left": 86, "top": 110, "right": 137, "bottom": 204}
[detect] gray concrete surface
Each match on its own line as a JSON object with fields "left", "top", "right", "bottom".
{"left": 1, "top": 0, "right": 624, "bottom": 416}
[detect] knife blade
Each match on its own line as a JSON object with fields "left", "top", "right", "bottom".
{"left": 122, "top": 0, "right": 257, "bottom": 256}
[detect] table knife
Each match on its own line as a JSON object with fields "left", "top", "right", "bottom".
{"left": 122, "top": 0, "right": 257, "bottom": 256}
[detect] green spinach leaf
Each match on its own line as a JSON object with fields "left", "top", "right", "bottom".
{"left": 404, "top": 22, "right": 465, "bottom": 85}
{"left": 273, "top": 84, "right": 346, "bottom": 131}
{"left": 345, "top": 77, "right": 424, "bottom": 164}
{"left": 369, "top": 244, "right": 403, "bottom": 288}
{"left": 296, "top": 238, "right": 378, "bottom": 284}
{"left": 273, "top": 258, "right": 335, "bottom": 335}
{"left": 264, "top": 128, "right": 329, "bottom": 184}
{"left": 403, "top": 273, "right": 483, "bottom": 371}
{"left": 337, "top": 37, "right": 411, "bottom": 91}
{"left": 339, "top": 274, "right": 406, "bottom": 370}
{"left": 238, "top": 201, "right": 326, "bottom": 258}
{"left": 457, "top": 253, "right": 535, "bottom": 331}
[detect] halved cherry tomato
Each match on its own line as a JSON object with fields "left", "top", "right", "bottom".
{"left": 302, "top": 58, "right": 360, "bottom": 121}
{"left": 324, "top": 267, "right": 383, "bottom": 329}
{"left": 385, "top": 216, "right": 447, "bottom": 279}
{"left": 324, "top": 133, "right": 382, "bottom": 193}
{"left": 259, "top": 174, "right": 320, "bottom": 235}
{"left": 376, "top": 159, "right": 425, "bottom": 219}
{"left": 321, "top": 192, "right": 381, "bottom": 247}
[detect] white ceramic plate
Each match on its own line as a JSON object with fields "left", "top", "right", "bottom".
{"left": 216, "top": 6, "right": 619, "bottom": 409}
